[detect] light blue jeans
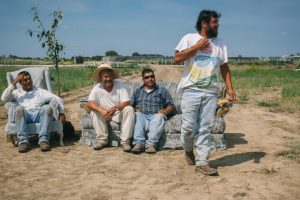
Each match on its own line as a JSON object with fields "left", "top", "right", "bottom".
{"left": 133, "top": 112, "right": 166, "bottom": 147}
{"left": 180, "top": 88, "right": 218, "bottom": 165}
{"left": 15, "top": 105, "right": 53, "bottom": 144}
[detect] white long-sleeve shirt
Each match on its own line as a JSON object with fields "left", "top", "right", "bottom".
{"left": 1, "top": 84, "right": 64, "bottom": 113}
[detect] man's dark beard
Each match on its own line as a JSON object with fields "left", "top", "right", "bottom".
{"left": 206, "top": 26, "right": 218, "bottom": 38}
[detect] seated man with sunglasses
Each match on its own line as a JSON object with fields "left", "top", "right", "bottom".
{"left": 131, "top": 68, "right": 174, "bottom": 154}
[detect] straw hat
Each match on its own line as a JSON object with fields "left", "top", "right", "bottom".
{"left": 92, "top": 63, "right": 120, "bottom": 83}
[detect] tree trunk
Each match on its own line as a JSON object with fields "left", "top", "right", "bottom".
{"left": 56, "top": 63, "right": 61, "bottom": 96}
{"left": 54, "top": 57, "right": 61, "bottom": 97}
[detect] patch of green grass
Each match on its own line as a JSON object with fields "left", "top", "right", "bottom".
{"left": 257, "top": 100, "right": 280, "bottom": 108}
{"left": 282, "top": 86, "right": 300, "bottom": 98}
{"left": 277, "top": 141, "right": 300, "bottom": 162}
{"left": 0, "top": 66, "right": 23, "bottom": 100}
{"left": 258, "top": 167, "right": 278, "bottom": 175}
{"left": 237, "top": 93, "right": 249, "bottom": 103}
{"left": 231, "top": 65, "right": 300, "bottom": 112}
{"left": 50, "top": 67, "right": 95, "bottom": 93}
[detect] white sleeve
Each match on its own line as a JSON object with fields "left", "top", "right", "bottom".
{"left": 175, "top": 34, "right": 190, "bottom": 52}
{"left": 1, "top": 84, "right": 15, "bottom": 102}
{"left": 88, "top": 86, "right": 99, "bottom": 102}
{"left": 221, "top": 44, "right": 228, "bottom": 65}
{"left": 118, "top": 82, "right": 130, "bottom": 102}
{"left": 41, "top": 89, "right": 65, "bottom": 113}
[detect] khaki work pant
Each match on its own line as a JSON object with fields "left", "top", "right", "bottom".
{"left": 90, "top": 106, "right": 135, "bottom": 145}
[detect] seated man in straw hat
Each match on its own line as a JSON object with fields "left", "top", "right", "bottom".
{"left": 87, "top": 63, "right": 135, "bottom": 152}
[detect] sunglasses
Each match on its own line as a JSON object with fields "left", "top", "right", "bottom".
{"left": 143, "top": 75, "right": 155, "bottom": 80}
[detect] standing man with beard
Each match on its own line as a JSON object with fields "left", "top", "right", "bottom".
{"left": 174, "top": 10, "right": 236, "bottom": 175}
{"left": 88, "top": 63, "right": 135, "bottom": 152}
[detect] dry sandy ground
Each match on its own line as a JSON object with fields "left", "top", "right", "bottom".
{"left": 0, "top": 65, "right": 300, "bottom": 200}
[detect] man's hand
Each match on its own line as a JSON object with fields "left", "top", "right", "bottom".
{"left": 12, "top": 74, "right": 25, "bottom": 85}
{"left": 159, "top": 109, "right": 167, "bottom": 115}
{"left": 102, "top": 107, "right": 117, "bottom": 121}
{"left": 99, "top": 109, "right": 111, "bottom": 121}
{"left": 227, "top": 88, "right": 236, "bottom": 102}
{"left": 107, "top": 107, "right": 117, "bottom": 116}
{"left": 174, "top": 38, "right": 210, "bottom": 63}
{"left": 194, "top": 38, "right": 210, "bottom": 51}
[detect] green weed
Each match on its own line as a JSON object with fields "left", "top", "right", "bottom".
{"left": 277, "top": 141, "right": 300, "bottom": 162}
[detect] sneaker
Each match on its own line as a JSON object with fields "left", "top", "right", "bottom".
{"left": 185, "top": 151, "right": 195, "bottom": 165}
{"left": 18, "top": 143, "right": 30, "bottom": 153}
{"left": 131, "top": 144, "right": 145, "bottom": 154}
{"left": 39, "top": 141, "right": 51, "bottom": 152}
{"left": 195, "top": 164, "right": 218, "bottom": 176}
{"left": 121, "top": 143, "right": 131, "bottom": 152}
{"left": 93, "top": 141, "right": 106, "bottom": 150}
{"left": 145, "top": 144, "right": 157, "bottom": 154}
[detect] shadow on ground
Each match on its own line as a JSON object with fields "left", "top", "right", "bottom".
{"left": 210, "top": 151, "right": 267, "bottom": 167}
{"left": 225, "top": 132, "right": 248, "bottom": 149}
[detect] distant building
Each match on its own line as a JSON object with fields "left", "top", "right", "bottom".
{"left": 228, "top": 56, "right": 259, "bottom": 62}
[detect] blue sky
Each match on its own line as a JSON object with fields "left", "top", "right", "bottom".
{"left": 0, "top": 0, "right": 299, "bottom": 58}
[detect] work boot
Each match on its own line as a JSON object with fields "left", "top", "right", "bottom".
{"left": 131, "top": 144, "right": 145, "bottom": 154}
{"left": 39, "top": 141, "right": 51, "bottom": 152}
{"left": 121, "top": 143, "right": 131, "bottom": 152}
{"left": 195, "top": 164, "right": 218, "bottom": 176}
{"left": 93, "top": 141, "right": 106, "bottom": 150}
{"left": 18, "top": 143, "right": 30, "bottom": 153}
{"left": 185, "top": 151, "right": 195, "bottom": 165}
{"left": 145, "top": 144, "right": 157, "bottom": 154}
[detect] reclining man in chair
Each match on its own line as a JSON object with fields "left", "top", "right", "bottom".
{"left": 1, "top": 71, "right": 65, "bottom": 153}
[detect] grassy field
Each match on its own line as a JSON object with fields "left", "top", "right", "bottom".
{"left": 231, "top": 65, "right": 300, "bottom": 113}
{"left": 1, "top": 64, "right": 299, "bottom": 113}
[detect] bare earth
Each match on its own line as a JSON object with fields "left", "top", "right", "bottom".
{"left": 0, "top": 65, "right": 299, "bottom": 200}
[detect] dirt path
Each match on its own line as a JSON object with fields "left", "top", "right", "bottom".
{"left": 0, "top": 65, "right": 299, "bottom": 200}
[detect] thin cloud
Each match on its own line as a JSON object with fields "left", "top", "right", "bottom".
{"left": 25, "top": 0, "right": 89, "bottom": 12}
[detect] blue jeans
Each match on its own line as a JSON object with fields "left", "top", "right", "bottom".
{"left": 133, "top": 112, "right": 166, "bottom": 147}
{"left": 180, "top": 88, "right": 218, "bottom": 165}
{"left": 15, "top": 105, "right": 53, "bottom": 144}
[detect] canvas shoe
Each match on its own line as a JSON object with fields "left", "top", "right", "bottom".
{"left": 195, "top": 164, "right": 218, "bottom": 176}
{"left": 185, "top": 151, "right": 195, "bottom": 165}
{"left": 145, "top": 144, "right": 157, "bottom": 154}
{"left": 93, "top": 141, "right": 106, "bottom": 150}
{"left": 131, "top": 144, "right": 145, "bottom": 154}
{"left": 18, "top": 143, "right": 30, "bottom": 153}
{"left": 40, "top": 141, "right": 51, "bottom": 152}
{"left": 121, "top": 143, "right": 131, "bottom": 152}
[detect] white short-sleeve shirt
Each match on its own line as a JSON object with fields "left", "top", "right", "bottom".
{"left": 175, "top": 33, "right": 228, "bottom": 92}
{"left": 88, "top": 80, "right": 130, "bottom": 109}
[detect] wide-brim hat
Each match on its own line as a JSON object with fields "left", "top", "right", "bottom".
{"left": 92, "top": 63, "right": 120, "bottom": 83}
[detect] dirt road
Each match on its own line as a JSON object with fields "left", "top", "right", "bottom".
{"left": 0, "top": 65, "right": 299, "bottom": 200}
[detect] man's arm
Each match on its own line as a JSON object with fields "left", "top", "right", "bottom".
{"left": 102, "top": 100, "right": 131, "bottom": 121}
{"left": 1, "top": 74, "right": 24, "bottom": 102}
{"left": 159, "top": 104, "right": 174, "bottom": 116}
{"left": 159, "top": 88, "right": 175, "bottom": 116}
{"left": 87, "top": 100, "right": 110, "bottom": 119}
{"left": 174, "top": 38, "right": 210, "bottom": 63}
{"left": 115, "top": 101, "right": 130, "bottom": 111}
{"left": 220, "top": 63, "right": 236, "bottom": 102}
{"left": 42, "top": 89, "right": 65, "bottom": 114}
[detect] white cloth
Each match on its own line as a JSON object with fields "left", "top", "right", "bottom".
{"left": 175, "top": 33, "right": 228, "bottom": 93}
{"left": 88, "top": 80, "right": 130, "bottom": 108}
{"left": 90, "top": 106, "right": 135, "bottom": 144}
{"left": 1, "top": 84, "right": 64, "bottom": 113}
